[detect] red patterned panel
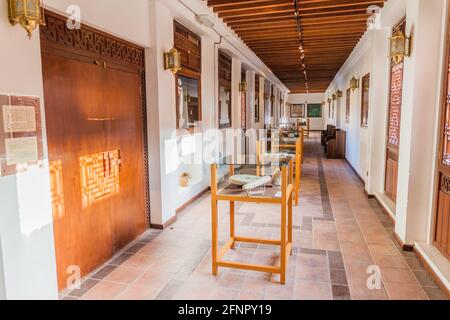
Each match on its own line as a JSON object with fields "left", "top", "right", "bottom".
{"left": 443, "top": 65, "right": 450, "bottom": 166}
{"left": 387, "top": 61, "right": 404, "bottom": 146}
{"left": 345, "top": 88, "right": 351, "bottom": 124}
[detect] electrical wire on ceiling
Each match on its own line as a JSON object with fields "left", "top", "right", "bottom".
{"left": 294, "top": 0, "right": 309, "bottom": 93}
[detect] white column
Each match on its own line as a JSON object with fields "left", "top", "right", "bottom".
{"left": 395, "top": 0, "right": 448, "bottom": 244}
{"left": 232, "top": 58, "right": 242, "bottom": 130}
{"left": 366, "top": 27, "right": 391, "bottom": 198}
{"left": 246, "top": 71, "right": 254, "bottom": 129}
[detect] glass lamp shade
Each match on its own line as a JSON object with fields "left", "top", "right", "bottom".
{"left": 390, "top": 30, "right": 410, "bottom": 63}
{"left": 350, "top": 77, "right": 359, "bottom": 91}
{"left": 164, "top": 48, "right": 181, "bottom": 74}
{"left": 239, "top": 82, "right": 248, "bottom": 92}
{"left": 8, "top": 0, "right": 45, "bottom": 38}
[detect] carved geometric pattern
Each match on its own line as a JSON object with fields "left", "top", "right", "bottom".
{"left": 40, "top": 13, "right": 144, "bottom": 69}
{"left": 80, "top": 150, "right": 121, "bottom": 208}
{"left": 174, "top": 22, "right": 202, "bottom": 73}
{"left": 50, "top": 160, "right": 65, "bottom": 220}
{"left": 388, "top": 61, "right": 404, "bottom": 146}
{"left": 140, "top": 72, "right": 151, "bottom": 226}
{"left": 441, "top": 174, "right": 450, "bottom": 195}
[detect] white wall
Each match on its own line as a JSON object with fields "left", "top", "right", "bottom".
{"left": 0, "top": 1, "right": 59, "bottom": 299}
{"left": 0, "top": 239, "right": 5, "bottom": 299}
{"left": 288, "top": 93, "right": 325, "bottom": 131}
{"left": 45, "top": 0, "right": 152, "bottom": 47}
{"left": 325, "top": 35, "right": 373, "bottom": 182}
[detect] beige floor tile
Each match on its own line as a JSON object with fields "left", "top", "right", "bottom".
{"left": 385, "top": 283, "right": 429, "bottom": 300}
{"left": 104, "top": 266, "right": 144, "bottom": 284}
{"left": 83, "top": 281, "right": 128, "bottom": 300}
{"left": 116, "top": 285, "right": 160, "bottom": 300}
{"left": 294, "top": 281, "right": 332, "bottom": 300}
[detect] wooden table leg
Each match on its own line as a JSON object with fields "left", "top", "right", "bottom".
{"left": 230, "top": 201, "right": 235, "bottom": 249}
{"left": 288, "top": 193, "right": 293, "bottom": 256}
{"left": 211, "top": 164, "right": 219, "bottom": 276}
{"left": 212, "top": 197, "right": 218, "bottom": 276}
{"left": 280, "top": 166, "right": 287, "bottom": 285}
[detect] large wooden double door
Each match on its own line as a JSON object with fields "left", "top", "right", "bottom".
{"left": 41, "top": 12, "right": 149, "bottom": 289}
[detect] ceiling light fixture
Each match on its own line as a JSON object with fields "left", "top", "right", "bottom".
{"left": 294, "top": 0, "right": 308, "bottom": 94}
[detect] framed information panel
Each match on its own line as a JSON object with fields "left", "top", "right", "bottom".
{"left": 0, "top": 94, "right": 44, "bottom": 176}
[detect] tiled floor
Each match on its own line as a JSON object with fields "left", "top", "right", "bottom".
{"left": 61, "top": 134, "right": 448, "bottom": 300}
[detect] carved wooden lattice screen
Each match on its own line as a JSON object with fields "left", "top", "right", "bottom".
{"left": 174, "top": 21, "right": 201, "bottom": 73}
{"left": 345, "top": 88, "right": 351, "bottom": 124}
{"left": 387, "top": 21, "right": 406, "bottom": 147}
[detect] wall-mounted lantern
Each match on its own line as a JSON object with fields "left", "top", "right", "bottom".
{"left": 270, "top": 94, "right": 275, "bottom": 104}
{"left": 327, "top": 98, "right": 332, "bottom": 104}
{"left": 8, "top": 0, "right": 46, "bottom": 39}
{"left": 239, "top": 82, "right": 248, "bottom": 93}
{"left": 332, "top": 94, "right": 337, "bottom": 101}
{"left": 389, "top": 30, "right": 411, "bottom": 63}
{"left": 350, "top": 76, "right": 359, "bottom": 91}
{"left": 336, "top": 90, "right": 343, "bottom": 98}
{"left": 164, "top": 47, "right": 181, "bottom": 74}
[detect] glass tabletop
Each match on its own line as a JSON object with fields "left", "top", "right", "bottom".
{"left": 217, "top": 155, "right": 293, "bottom": 167}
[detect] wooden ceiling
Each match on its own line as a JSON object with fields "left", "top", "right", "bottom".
{"left": 207, "top": 0, "right": 386, "bottom": 93}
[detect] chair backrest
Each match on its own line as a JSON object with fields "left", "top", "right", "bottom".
{"left": 327, "top": 125, "right": 336, "bottom": 136}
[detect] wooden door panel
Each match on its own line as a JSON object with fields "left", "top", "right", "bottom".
{"left": 103, "top": 67, "right": 147, "bottom": 251}
{"left": 385, "top": 148, "right": 399, "bottom": 202}
{"left": 435, "top": 175, "right": 450, "bottom": 257}
{"left": 42, "top": 53, "right": 114, "bottom": 288}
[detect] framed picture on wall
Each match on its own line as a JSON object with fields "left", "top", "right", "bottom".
{"left": 290, "top": 104, "right": 305, "bottom": 118}
{"left": 307, "top": 104, "right": 322, "bottom": 118}
{"left": 361, "top": 74, "right": 370, "bottom": 127}
{"left": 218, "top": 51, "right": 232, "bottom": 129}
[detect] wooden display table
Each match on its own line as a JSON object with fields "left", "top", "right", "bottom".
{"left": 256, "top": 133, "right": 303, "bottom": 206}
{"left": 210, "top": 158, "right": 294, "bottom": 285}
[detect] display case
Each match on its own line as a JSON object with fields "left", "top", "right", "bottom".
{"left": 296, "top": 118, "right": 310, "bottom": 137}
{"left": 257, "top": 134, "right": 303, "bottom": 206}
{"left": 210, "top": 156, "right": 294, "bottom": 285}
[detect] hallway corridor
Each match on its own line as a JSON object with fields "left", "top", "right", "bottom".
{"left": 60, "top": 135, "right": 447, "bottom": 301}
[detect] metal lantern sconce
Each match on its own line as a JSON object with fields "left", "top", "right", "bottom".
{"left": 164, "top": 47, "right": 181, "bottom": 74}
{"left": 327, "top": 98, "right": 332, "bottom": 104}
{"left": 389, "top": 30, "right": 411, "bottom": 64}
{"left": 350, "top": 76, "right": 359, "bottom": 91}
{"left": 239, "top": 82, "right": 248, "bottom": 93}
{"left": 270, "top": 94, "right": 275, "bottom": 104}
{"left": 332, "top": 94, "right": 337, "bottom": 101}
{"left": 336, "top": 90, "right": 343, "bottom": 98}
{"left": 8, "top": 0, "right": 46, "bottom": 39}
